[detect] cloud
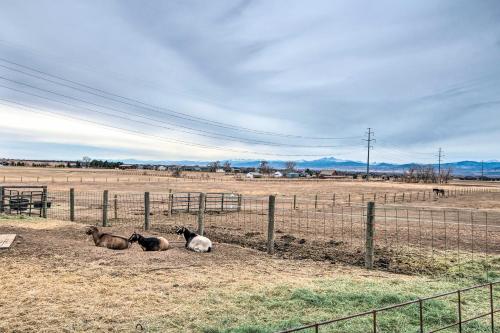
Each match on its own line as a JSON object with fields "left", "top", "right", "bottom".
{"left": 0, "top": 0, "right": 500, "bottom": 163}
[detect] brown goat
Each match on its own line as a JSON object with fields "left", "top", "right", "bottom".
{"left": 85, "top": 226, "right": 130, "bottom": 250}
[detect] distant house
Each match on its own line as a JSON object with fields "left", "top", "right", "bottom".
{"left": 319, "top": 170, "right": 337, "bottom": 179}
{"left": 286, "top": 172, "right": 300, "bottom": 178}
{"left": 215, "top": 168, "right": 225, "bottom": 173}
{"left": 246, "top": 172, "right": 263, "bottom": 178}
{"left": 273, "top": 171, "right": 283, "bottom": 178}
{"left": 118, "top": 164, "right": 137, "bottom": 170}
{"left": 157, "top": 166, "right": 167, "bottom": 171}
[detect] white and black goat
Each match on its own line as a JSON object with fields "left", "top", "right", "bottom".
{"left": 176, "top": 226, "right": 212, "bottom": 253}
{"left": 128, "top": 232, "right": 169, "bottom": 251}
{"left": 85, "top": 226, "right": 130, "bottom": 250}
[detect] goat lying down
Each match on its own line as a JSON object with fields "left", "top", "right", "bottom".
{"left": 176, "top": 227, "right": 212, "bottom": 253}
{"left": 128, "top": 232, "right": 169, "bottom": 251}
{"left": 85, "top": 226, "right": 130, "bottom": 250}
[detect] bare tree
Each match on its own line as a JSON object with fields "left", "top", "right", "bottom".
{"left": 223, "top": 161, "right": 232, "bottom": 172}
{"left": 440, "top": 167, "right": 453, "bottom": 183}
{"left": 404, "top": 165, "right": 442, "bottom": 183}
{"left": 207, "top": 161, "right": 221, "bottom": 172}
{"left": 82, "top": 156, "right": 91, "bottom": 168}
{"left": 284, "top": 161, "right": 297, "bottom": 172}
{"left": 259, "top": 160, "right": 271, "bottom": 174}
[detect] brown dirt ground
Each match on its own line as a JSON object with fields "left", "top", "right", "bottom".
{"left": 0, "top": 218, "right": 409, "bottom": 333}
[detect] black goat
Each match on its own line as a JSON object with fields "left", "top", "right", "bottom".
{"left": 128, "top": 232, "right": 169, "bottom": 251}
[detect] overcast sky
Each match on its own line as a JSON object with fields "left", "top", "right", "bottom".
{"left": 0, "top": 0, "right": 499, "bottom": 163}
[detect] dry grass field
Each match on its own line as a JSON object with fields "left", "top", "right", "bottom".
{"left": 1, "top": 167, "right": 500, "bottom": 207}
{"left": 0, "top": 218, "right": 413, "bottom": 332}
{"left": 1, "top": 218, "right": 498, "bottom": 333}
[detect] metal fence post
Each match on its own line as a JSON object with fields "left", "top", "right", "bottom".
{"left": 102, "top": 190, "right": 109, "bottom": 227}
{"left": 168, "top": 189, "right": 173, "bottom": 216}
{"left": 418, "top": 299, "right": 424, "bottom": 333}
{"left": 237, "top": 194, "right": 242, "bottom": 212}
{"left": 267, "top": 195, "right": 276, "bottom": 254}
{"left": 42, "top": 186, "right": 48, "bottom": 218}
{"left": 144, "top": 192, "right": 150, "bottom": 231}
{"left": 365, "top": 201, "right": 375, "bottom": 269}
{"left": 114, "top": 194, "right": 118, "bottom": 220}
{"left": 198, "top": 193, "right": 206, "bottom": 235}
{"left": 490, "top": 283, "right": 495, "bottom": 332}
{"left": 70, "top": 188, "right": 75, "bottom": 221}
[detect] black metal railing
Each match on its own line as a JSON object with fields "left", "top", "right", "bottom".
{"left": 277, "top": 281, "right": 498, "bottom": 333}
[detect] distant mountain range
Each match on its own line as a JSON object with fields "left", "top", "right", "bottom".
{"left": 116, "top": 157, "right": 500, "bottom": 177}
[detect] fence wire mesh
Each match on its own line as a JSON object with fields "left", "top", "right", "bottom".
{"left": 6, "top": 188, "right": 495, "bottom": 275}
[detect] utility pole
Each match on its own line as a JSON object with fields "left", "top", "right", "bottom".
{"left": 364, "top": 128, "right": 375, "bottom": 181}
{"left": 437, "top": 148, "right": 443, "bottom": 184}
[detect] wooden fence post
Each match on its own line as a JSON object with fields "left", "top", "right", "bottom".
{"left": 365, "top": 201, "right": 375, "bottom": 269}
{"left": 314, "top": 194, "right": 318, "bottom": 209}
{"left": 0, "top": 186, "right": 4, "bottom": 213}
{"left": 168, "top": 190, "right": 173, "bottom": 216}
{"left": 293, "top": 194, "right": 297, "bottom": 210}
{"left": 102, "top": 190, "right": 109, "bottom": 227}
{"left": 267, "top": 195, "right": 276, "bottom": 254}
{"left": 187, "top": 193, "right": 191, "bottom": 213}
{"left": 333, "top": 193, "right": 336, "bottom": 206}
{"left": 42, "top": 186, "right": 48, "bottom": 218}
{"left": 144, "top": 192, "right": 150, "bottom": 231}
{"left": 348, "top": 193, "right": 351, "bottom": 206}
{"left": 70, "top": 188, "right": 75, "bottom": 221}
{"left": 221, "top": 193, "right": 225, "bottom": 212}
{"left": 237, "top": 194, "right": 242, "bottom": 212}
{"left": 198, "top": 193, "right": 206, "bottom": 235}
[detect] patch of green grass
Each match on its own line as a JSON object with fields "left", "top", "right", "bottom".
{"left": 200, "top": 277, "right": 499, "bottom": 333}
{"left": 0, "top": 214, "right": 29, "bottom": 220}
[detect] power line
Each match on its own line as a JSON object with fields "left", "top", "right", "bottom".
{"left": 0, "top": 57, "right": 361, "bottom": 140}
{"left": 0, "top": 80, "right": 356, "bottom": 149}
{"left": 376, "top": 140, "right": 436, "bottom": 156}
{"left": 0, "top": 98, "right": 353, "bottom": 158}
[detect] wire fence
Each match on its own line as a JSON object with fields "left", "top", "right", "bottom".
{"left": 277, "top": 281, "right": 499, "bottom": 333}
{"left": 15, "top": 188, "right": 493, "bottom": 275}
